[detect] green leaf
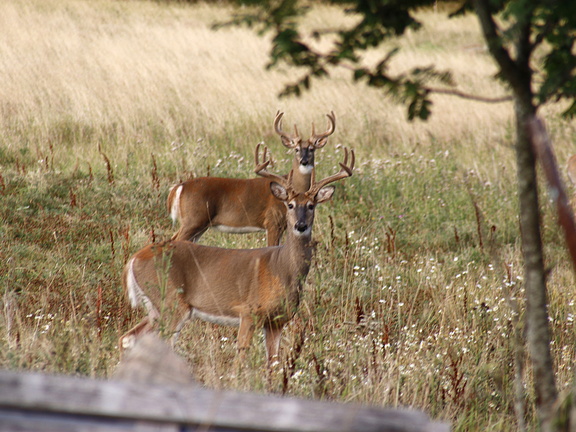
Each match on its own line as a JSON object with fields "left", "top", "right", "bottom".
{"left": 353, "top": 68, "right": 367, "bottom": 81}
{"left": 562, "top": 100, "right": 576, "bottom": 119}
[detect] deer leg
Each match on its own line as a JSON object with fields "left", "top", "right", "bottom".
{"left": 236, "top": 315, "right": 256, "bottom": 363}
{"left": 263, "top": 207, "right": 286, "bottom": 246}
{"left": 172, "top": 223, "right": 208, "bottom": 242}
{"left": 265, "top": 224, "right": 286, "bottom": 246}
{"left": 118, "top": 316, "right": 156, "bottom": 352}
{"left": 266, "top": 229, "right": 280, "bottom": 246}
{"left": 264, "top": 324, "right": 284, "bottom": 366}
{"left": 169, "top": 308, "right": 193, "bottom": 348}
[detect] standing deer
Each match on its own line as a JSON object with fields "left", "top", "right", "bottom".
{"left": 167, "top": 111, "right": 336, "bottom": 245}
{"left": 567, "top": 155, "right": 576, "bottom": 186}
{"left": 567, "top": 155, "right": 576, "bottom": 208}
{"left": 119, "top": 148, "right": 354, "bottom": 365}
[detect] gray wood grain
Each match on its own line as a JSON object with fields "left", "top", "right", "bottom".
{"left": 0, "top": 368, "right": 448, "bottom": 432}
{"left": 0, "top": 337, "right": 448, "bottom": 432}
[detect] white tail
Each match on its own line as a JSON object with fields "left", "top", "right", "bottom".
{"left": 119, "top": 148, "right": 354, "bottom": 364}
{"left": 167, "top": 112, "right": 336, "bottom": 246}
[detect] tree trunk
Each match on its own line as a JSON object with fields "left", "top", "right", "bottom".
{"left": 515, "top": 96, "right": 558, "bottom": 430}
{"left": 472, "top": 2, "right": 558, "bottom": 427}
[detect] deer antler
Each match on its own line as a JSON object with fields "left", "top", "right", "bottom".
{"left": 310, "top": 111, "right": 336, "bottom": 149}
{"left": 254, "top": 142, "right": 272, "bottom": 172}
{"left": 274, "top": 111, "right": 300, "bottom": 149}
{"left": 254, "top": 143, "right": 292, "bottom": 190}
{"left": 307, "top": 147, "right": 354, "bottom": 197}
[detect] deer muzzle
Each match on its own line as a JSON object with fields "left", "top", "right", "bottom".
{"left": 299, "top": 147, "right": 313, "bottom": 166}
{"left": 295, "top": 221, "right": 310, "bottom": 234}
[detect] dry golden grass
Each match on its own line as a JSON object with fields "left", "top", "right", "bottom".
{"left": 0, "top": 0, "right": 519, "bottom": 159}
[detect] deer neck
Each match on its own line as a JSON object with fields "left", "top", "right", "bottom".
{"left": 291, "top": 159, "right": 313, "bottom": 193}
{"left": 279, "top": 227, "right": 314, "bottom": 278}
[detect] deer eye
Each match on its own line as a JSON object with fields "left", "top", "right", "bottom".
{"left": 287, "top": 203, "right": 294, "bottom": 209}
{"left": 308, "top": 203, "right": 315, "bottom": 210}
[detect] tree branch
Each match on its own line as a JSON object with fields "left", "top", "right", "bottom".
{"left": 338, "top": 62, "right": 513, "bottom": 104}
{"left": 425, "top": 86, "right": 513, "bottom": 103}
{"left": 528, "top": 116, "right": 576, "bottom": 273}
{"left": 472, "top": 0, "right": 523, "bottom": 93}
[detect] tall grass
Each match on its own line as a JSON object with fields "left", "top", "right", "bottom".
{"left": 1, "top": 0, "right": 576, "bottom": 430}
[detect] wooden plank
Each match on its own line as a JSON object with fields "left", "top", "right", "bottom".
{"left": 0, "top": 407, "right": 178, "bottom": 432}
{"left": 112, "top": 333, "right": 196, "bottom": 387}
{"left": 0, "top": 369, "right": 448, "bottom": 432}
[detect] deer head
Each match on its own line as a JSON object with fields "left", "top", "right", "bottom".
{"left": 274, "top": 111, "right": 336, "bottom": 175}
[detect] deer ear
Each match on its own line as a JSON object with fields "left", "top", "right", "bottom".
{"left": 314, "top": 137, "right": 329, "bottom": 148}
{"left": 280, "top": 136, "right": 294, "bottom": 148}
{"left": 315, "top": 185, "right": 335, "bottom": 203}
{"left": 270, "top": 182, "right": 288, "bottom": 201}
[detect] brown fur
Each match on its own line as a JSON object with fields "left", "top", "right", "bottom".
{"left": 168, "top": 112, "right": 336, "bottom": 245}
{"left": 170, "top": 177, "right": 285, "bottom": 244}
{"left": 120, "top": 183, "right": 335, "bottom": 365}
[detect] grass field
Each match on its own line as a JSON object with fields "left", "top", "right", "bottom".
{"left": 1, "top": 0, "right": 576, "bottom": 430}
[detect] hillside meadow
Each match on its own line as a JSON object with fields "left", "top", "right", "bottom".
{"left": 1, "top": 0, "right": 576, "bottom": 430}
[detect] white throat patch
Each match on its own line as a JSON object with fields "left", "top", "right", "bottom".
{"left": 293, "top": 226, "right": 312, "bottom": 237}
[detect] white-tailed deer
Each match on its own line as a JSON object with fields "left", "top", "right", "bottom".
{"left": 119, "top": 147, "right": 354, "bottom": 365}
{"left": 567, "top": 155, "right": 576, "bottom": 208}
{"left": 167, "top": 112, "right": 336, "bottom": 245}
{"left": 567, "top": 155, "right": 576, "bottom": 186}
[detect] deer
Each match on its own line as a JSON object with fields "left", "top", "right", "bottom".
{"left": 567, "top": 155, "right": 576, "bottom": 208}
{"left": 119, "top": 147, "right": 354, "bottom": 365}
{"left": 167, "top": 111, "right": 336, "bottom": 246}
{"left": 567, "top": 155, "right": 576, "bottom": 186}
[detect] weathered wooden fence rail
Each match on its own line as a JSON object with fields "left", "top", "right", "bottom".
{"left": 0, "top": 336, "right": 449, "bottom": 432}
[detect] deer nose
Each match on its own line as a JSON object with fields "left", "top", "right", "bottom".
{"left": 300, "top": 149, "right": 311, "bottom": 166}
{"left": 295, "top": 221, "right": 308, "bottom": 232}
